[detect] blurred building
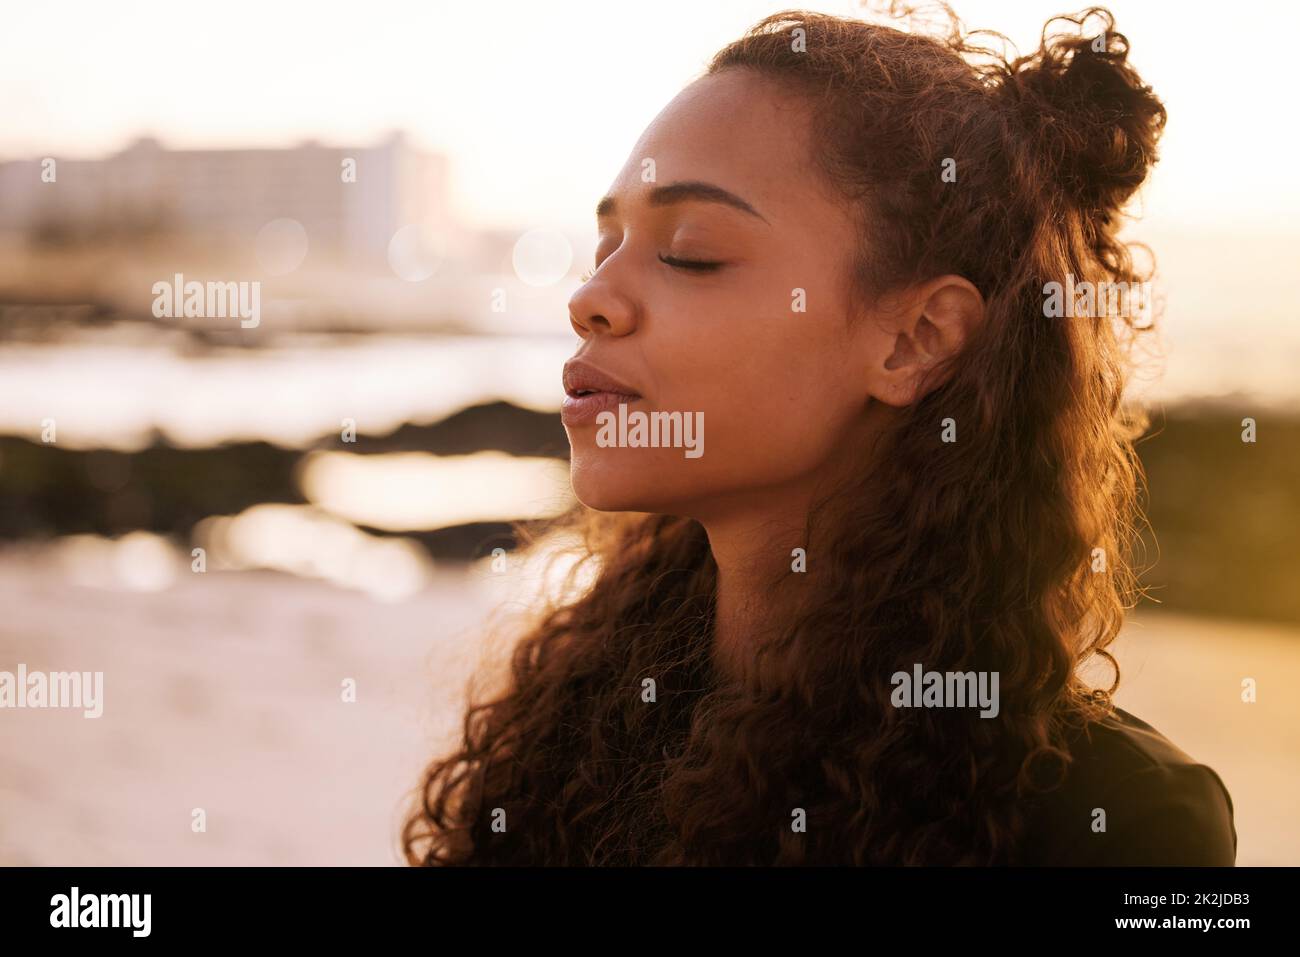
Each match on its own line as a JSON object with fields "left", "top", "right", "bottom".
{"left": 0, "top": 132, "right": 453, "bottom": 264}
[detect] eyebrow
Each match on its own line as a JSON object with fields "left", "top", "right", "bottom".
{"left": 596, "top": 180, "right": 770, "bottom": 225}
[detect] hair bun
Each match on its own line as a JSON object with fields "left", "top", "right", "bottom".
{"left": 994, "top": 7, "right": 1167, "bottom": 219}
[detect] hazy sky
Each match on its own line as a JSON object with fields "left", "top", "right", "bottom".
{"left": 4, "top": 0, "right": 1298, "bottom": 236}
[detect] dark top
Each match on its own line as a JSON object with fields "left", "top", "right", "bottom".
{"left": 1018, "top": 705, "right": 1237, "bottom": 865}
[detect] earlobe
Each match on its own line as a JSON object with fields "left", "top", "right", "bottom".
{"left": 874, "top": 334, "right": 929, "bottom": 407}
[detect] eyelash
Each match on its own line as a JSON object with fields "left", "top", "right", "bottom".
{"left": 659, "top": 254, "right": 723, "bottom": 273}
{"left": 579, "top": 255, "right": 723, "bottom": 283}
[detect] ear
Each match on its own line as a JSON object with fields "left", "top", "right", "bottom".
{"left": 864, "top": 275, "right": 984, "bottom": 407}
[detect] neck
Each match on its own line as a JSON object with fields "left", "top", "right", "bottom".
{"left": 695, "top": 409, "right": 889, "bottom": 687}
{"left": 700, "top": 492, "right": 810, "bottom": 687}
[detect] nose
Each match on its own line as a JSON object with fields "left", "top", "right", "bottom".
{"left": 568, "top": 259, "right": 637, "bottom": 339}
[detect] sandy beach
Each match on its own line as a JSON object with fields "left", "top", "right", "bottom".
{"left": 1, "top": 550, "right": 1295, "bottom": 866}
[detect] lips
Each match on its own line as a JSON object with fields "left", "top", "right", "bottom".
{"left": 562, "top": 358, "right": 642, "bottom": 426}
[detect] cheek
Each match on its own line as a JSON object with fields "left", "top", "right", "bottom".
{"left": 684, "top": 317, "right": 859, "bottom": 467}
{"left": 703, "top": 372, "right": 853, "bottom": 482}
{"left": 563, "top": 279, "right": 864, "bottom": 510}
{"left": 646, "top": 324, "right": 859, "bottom": 485}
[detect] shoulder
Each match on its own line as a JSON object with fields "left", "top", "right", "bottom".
{"left": 1018, "top": 705, "right": 1237, "bottom": 866}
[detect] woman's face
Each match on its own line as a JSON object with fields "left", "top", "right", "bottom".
{"left": 564, "top": 67, "right": 884, "bottom": 521}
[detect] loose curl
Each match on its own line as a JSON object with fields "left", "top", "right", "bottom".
{"left": 403, "top": 5, "right": 1166, "bottom": 865}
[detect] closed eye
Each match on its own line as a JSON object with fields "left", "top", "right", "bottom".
{"left": 659, "top": 254, "right": 724, "bottom": 273}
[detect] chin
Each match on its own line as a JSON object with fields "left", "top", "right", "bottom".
{"left": 568, "top": 451, "right": 693, "bottom": 513}
{"left": 570, "top": 467, "right": 658, "bottom": 512}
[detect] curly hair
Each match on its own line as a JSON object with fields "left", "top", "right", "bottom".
{"left": 402, "top": 4, "right": 1166, "bottom": 865}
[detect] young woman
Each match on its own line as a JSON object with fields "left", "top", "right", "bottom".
{"left": 403, "top": 5, "right": 1237, "bottom": 865}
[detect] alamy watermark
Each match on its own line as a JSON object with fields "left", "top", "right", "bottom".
{"left": 1042, "top": 272, "right": 1151, "bottom": 323}
{"left": 50, "top": 887, "right": 150, "bottom": 937}
{"left": 152, "top": 272, "right": 260, "bottom": 328}
{"left": 596, "top": 402, "right": 704, "bottom": 459}
{"left": 890, "top": 663, "right": 1000, "bottom": 718}
{"left": 0, "top": 664, "right": 103, "bottom": 718}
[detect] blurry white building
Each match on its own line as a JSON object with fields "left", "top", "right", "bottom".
{"left": 0, "top": 132, "right": 453, "bottom": 265}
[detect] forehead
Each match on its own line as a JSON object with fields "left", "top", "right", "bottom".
{"left": 604, "top": 68, "right": 835, "bottom": 221}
